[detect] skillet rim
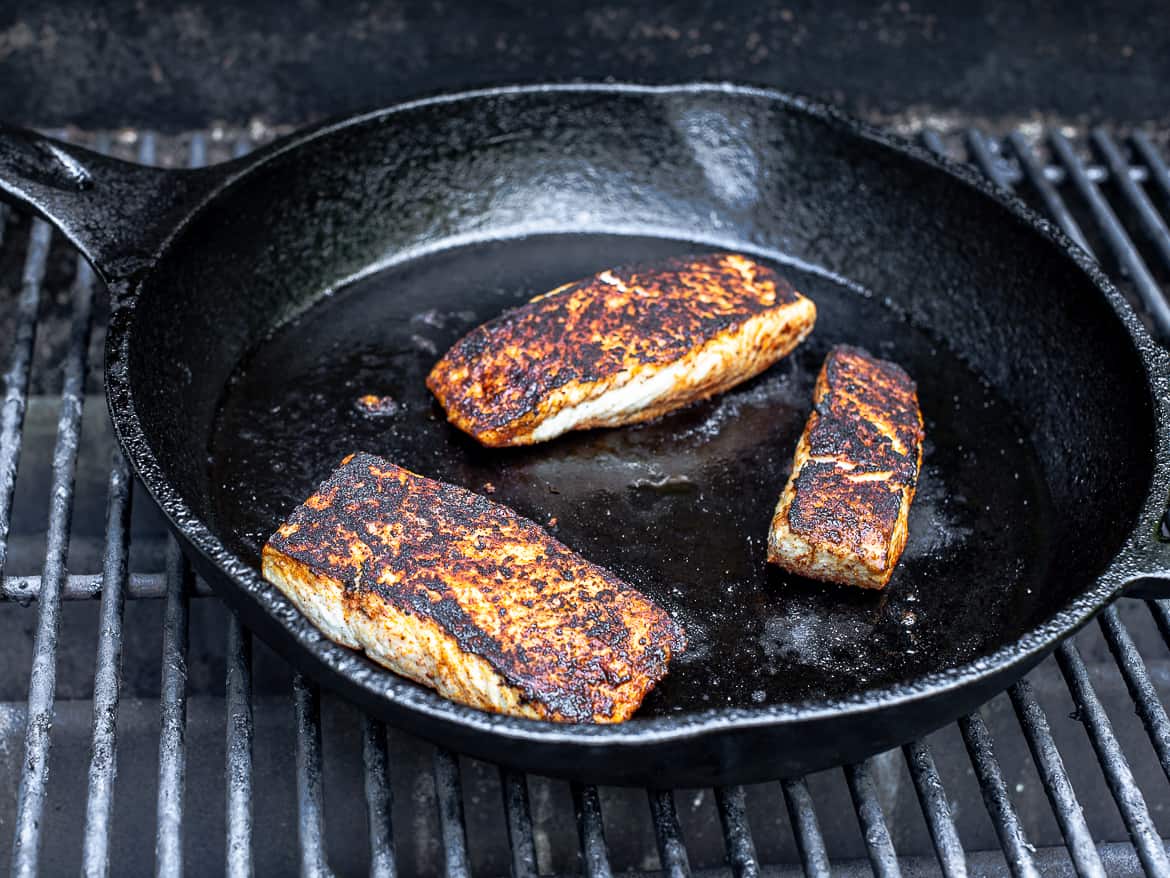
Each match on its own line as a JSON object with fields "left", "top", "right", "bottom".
{"left": 103, "top": 81, "right": 1170, "bottom": 748}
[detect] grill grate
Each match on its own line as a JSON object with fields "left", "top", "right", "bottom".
{"left": 1, "top": 124, "right": 1170, "bottom": 877}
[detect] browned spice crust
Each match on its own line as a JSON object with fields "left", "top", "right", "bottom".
{"left": 426, "top": 253, "right": 812, "bottom": 445}
{"left": 769, "top": 345, "right": 924, "bottom": 588}
{"left": 266, "top": 452, "right": 685, "bottom": 722}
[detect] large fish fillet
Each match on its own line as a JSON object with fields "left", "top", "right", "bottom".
{"left": 426, "top": 253, "right": 817, "bottom": 446}
{"left": 262, "top": 452, "right": 685, "bottom": 722}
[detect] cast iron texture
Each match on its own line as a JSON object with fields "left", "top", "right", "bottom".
{"left": 2, "top": 84, "right": 1170, "bottom": 786}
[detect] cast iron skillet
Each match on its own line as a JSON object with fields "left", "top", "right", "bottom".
{"left": 2, "top": 84, "right": 1170, "bottom": 787}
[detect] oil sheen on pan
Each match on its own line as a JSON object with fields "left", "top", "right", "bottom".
{"left": 262, "top": 452, "right": 684, "bottom": 723}
{"left": 211, "top": 234, "right": 1052, "bottom": 715}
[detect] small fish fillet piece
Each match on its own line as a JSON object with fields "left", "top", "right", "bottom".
{"left": 767, "top": 345, "right": 924, "bottom": 589}
{"left": 262, "top": 452, "right": 685, "bottom": 722}
{"left": 426, "top": 253, "right": 817, "bottom": 446}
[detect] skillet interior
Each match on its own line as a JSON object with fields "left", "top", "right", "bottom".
{"left": 209, "top": 233, "right": 1052, "bottom": 712}
{"left": 118, "top": 86, "right": 1157, "bottom": 777}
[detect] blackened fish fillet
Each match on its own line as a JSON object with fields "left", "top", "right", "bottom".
{"left": 767, "top": 346, "right": 924, "bottom": 589}
{"left": 262, "top": 452, "right": 685, "bottom": 722}
{"left": 426, "top": 253, "right": 817, "bottom": 446}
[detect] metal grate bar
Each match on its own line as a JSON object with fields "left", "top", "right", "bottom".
{"left": 154, "top": 131, "right": 201, "bottom": 878}
{"left": 1007, "top": 133, "right": 1095, "bottom": 254}
{"left": 647, "top": 789, "right": 692, "bottom": 878}
{"left": 154, "top": 539, "right": 191, "bottom": 878}
{"left": 10, "top": 206, "right": 96, "bottom": 878}
{"left": 571, "top": 783, "right": 613, "bottom": 878}
{"left": 218, "top": 130, "right": 256, "bottom": 878}
{"left": 189, "top": 129, "right": 207, "bottom": 166}
{"left": 902, "top": 740, "right": 968, "bottom": 878}
{"left": 919, "top": 129, "right": 948, "bottom": 159}
{"left": 958, "top": 712, "right": 1040, "bottom": 878}
{"left": 1132, "top": 131, "right": 1170, "bottom": 203}
{"left": 714, "top": 785, "right": 760, "bottom": 878}
{"left": 965, "top": 128, "right": 1014, "bottom": 190}
{"left": 293, "top": 673, "right": 332, "bottom": 877}
{"left": 433, "top": 748, "right": 471, "bottom": 878}
{"left": 500, "top": 768, "right": 538, "bottom": 878}
{"left": 77, "top": 133, "right": 143, "bottom": 878}
{"left": 844, "top": 760, "right": 902, "bottom": 878}
{"left": 138, "top": 129, "right": 156, "bottom": 165}
{"left": 1007, "top": 680, "right": 1106, "bottom": 878}
{"left": 80, "top": 453, "right": 133, "bottom": 878}
{"left": 0, "top": 218, "right": 51, "bottom": 575}
{"left": 1092, "top": 130, "right": 1170, "bottom": 271}
{"left": 1049, "top": 130, "right": 1170, "bottom": 337}
{"left": 225, "top": 613, "right": 255, "bottom": 878}
{"left": 1055, "top": 641, "right": 1170, "bottom": 876}
{"left": 1149, "top": 599, "right": 1170, "bottom": 652}
{"left": 363, "top": 717, "right": 397, "bottom": 878}
{"left": 1098, "top": 606, "right": 1170, "bottom": 786}
{"left": 780, "top": 777, "right": 831, "bottom": 877}
{"left": 1, "top": 571, "right": 214, "bottom": 601}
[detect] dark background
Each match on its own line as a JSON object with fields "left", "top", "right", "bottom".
{"left": 1, "top": 0, "right": 1167, "bottom": 131}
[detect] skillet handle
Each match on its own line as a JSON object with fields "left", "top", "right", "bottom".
{"left": 0, "top": 125, "right": 223, "bottom": 287}
{"left": 1119, "top": 345, "right": 1170, "bottom": 599}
